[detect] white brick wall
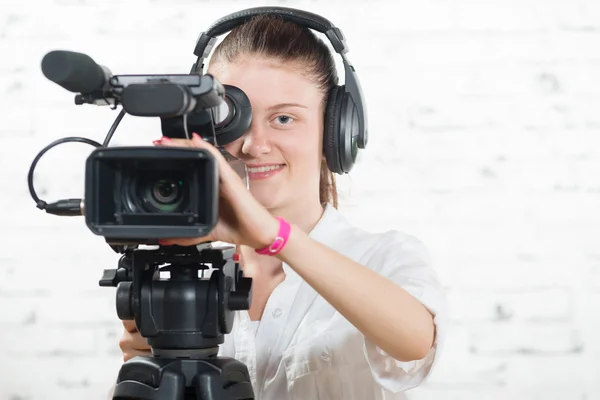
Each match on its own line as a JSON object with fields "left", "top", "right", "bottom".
{"left": 1, "top": 0, "right": 598, "bottom": 398}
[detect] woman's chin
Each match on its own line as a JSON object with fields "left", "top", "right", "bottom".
{"left": 249, "top": 188, "right": 284, "bottom": 210}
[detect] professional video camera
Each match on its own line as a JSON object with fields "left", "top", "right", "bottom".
{"left": 28, "top": 50, "right": 255, "bottom": 400}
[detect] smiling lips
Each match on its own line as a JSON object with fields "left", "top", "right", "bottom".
{"left": 246, "top": 164, "right": 285, "bottom": 180}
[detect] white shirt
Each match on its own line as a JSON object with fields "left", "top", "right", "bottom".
{"left": 218, "top": 204, "right": 448, "bottom": 400}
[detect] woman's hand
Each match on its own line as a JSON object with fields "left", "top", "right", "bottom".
{"left": 119, "top": 320, "right": 152, "bottom": 362}
{"left": 154, "top": 134, "right": 279, "bottom": 250}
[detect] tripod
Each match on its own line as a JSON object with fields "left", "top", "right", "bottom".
{"left": 100, "top": 243, "right": 255, "bottom": 400}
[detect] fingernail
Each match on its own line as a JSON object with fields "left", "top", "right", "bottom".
{"left": 152, "top": 140, "right": 161, "bottom": 145}
{"left": 233, "top": 254, "right": 240, "bottom": 261}
{"left": 192, "top": 132, "right": 202, "bottom": 140}
{"left": 160, "top": 136, "right": 172, "bottom": 142}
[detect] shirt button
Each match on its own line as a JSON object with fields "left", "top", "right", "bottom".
{"left": 272, "top": 308, "right": 283, "bottom": 318}
{"left": 321, "top": 351, "right": 331, "bottom": 362}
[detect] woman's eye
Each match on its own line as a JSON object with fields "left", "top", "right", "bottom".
{"left": 274, "top": 115, "right": 294, "bottom": 125}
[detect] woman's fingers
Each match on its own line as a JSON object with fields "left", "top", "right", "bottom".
{"left": 189, "top": 133, "right": 251, "bottom": 194}
{"left": 190, "top": 133, "right": 224, "bottom": 158}
{"left": 122, "top": 319, "right": 138, "bottom": 333}
{"left": 237, "top": 245, "right": 255, "bottom": 275}
{"left": 119, "top": 320, "right": 152, "bottom": 362}
{"left": 153, "top": 137, "right": 194, "bottom": 147}
{"left": 153, "top": 134, "right": 242, "bottom": 182}
{"left": 154, "top": 135, "right": 238, "bottom": 178}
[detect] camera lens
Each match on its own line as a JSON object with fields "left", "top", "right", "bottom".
{"left": 153, "top": 179, "right": 178, "bottom": 204}
{"left": 122, "top": 173, "right": 190, "bottom": 214}
{"left": 145, "top": 179, "right": 184, "bottom": 212}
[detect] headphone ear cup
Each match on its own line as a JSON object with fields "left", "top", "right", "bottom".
{"left": 338, "top": 91, "right": 360, "bottom": 174}
{"left": 323, "top": 86, "right": 343, "bottom": 175}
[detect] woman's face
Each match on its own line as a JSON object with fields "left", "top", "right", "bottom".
{"left": 211, "top": 57, "right": 325, "bottom": 211}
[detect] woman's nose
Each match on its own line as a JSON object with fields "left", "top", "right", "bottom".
{"left": 241, "top": 123, "right": 271, "bottom": 157}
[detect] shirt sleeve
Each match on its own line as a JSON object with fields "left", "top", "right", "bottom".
{"left": 362, "top": 231, "right": 448, "bottom": 393}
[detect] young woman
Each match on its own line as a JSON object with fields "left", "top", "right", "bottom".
{"left": 119, "top": 11, "right": 447, "bottom": 400}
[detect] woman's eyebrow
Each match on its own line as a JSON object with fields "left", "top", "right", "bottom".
{"left": 266, "top": 103, "right": 308, "bottom": 112}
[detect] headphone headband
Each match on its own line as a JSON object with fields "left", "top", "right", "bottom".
{"left": 193, "top": 6, "right": 348, "bottom": 68}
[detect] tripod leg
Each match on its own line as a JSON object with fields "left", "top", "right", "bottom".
{"left": 112, "top": 358, "right": 185, "bottom": 400}
{"left": 193, "top": 368, "right": 226, "bottom": 400}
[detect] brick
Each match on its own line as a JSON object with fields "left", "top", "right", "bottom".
{"left": 426, "top": 354, "right": 506, "bottom": 388}
{"left": 375, "top": 31, "right": 600, "bottom": 67}
{"left": 0, "top": 356, "right": 122, "bottom": 400}
{"left": 35, "top": 292, "right": 120, "bottom": 326}
{"left": 573, "top": 292, "right": 600, "bottom": 356}
{"left": 0, "top": 325, "right": 98, "bottom": 356}
{"left": 339, "top": 154, "right": 600, "bottom": 206}
{"left": 503, "top": 355, "right": 593, "bottom": 389}
{"left": 441, "top": 254, "right": 583, "bottom": 289}
{"left": 421, "top": 324, "right": 505, "bottom": 388}
{"left": 28, "top": 106, "right": 162, "bottom": 145}
{"left": 0, "top": 296, "right": 40, "bottom": 325}
{"left": 427, "top": 326, "right": 593, "bottom": 393}
{"left": 589, "top": 255, "right": 600, "bottom": 290}
{"left": 470, "top": 323, "right": 583, "bottom": 355}
{"left": 0, "top": 240, "right": 121, "bottom": 293}
{"left": 408, "top": 388, "right": 589, "bottom": 400}
{"left": 447, "top": 288, "right": 573, "bottom": 322}
{"left": 394, "top": 96, "right": 600, "bottom": 134}
{"left": 366, "top": 0, "right": 600, "bottom": 33}
{"left": 0, "top": 104, "right": 35, "bottom": 136}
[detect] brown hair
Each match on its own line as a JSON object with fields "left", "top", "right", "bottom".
{"left": 207, "top": 14, "right": 339, "bottom": 209}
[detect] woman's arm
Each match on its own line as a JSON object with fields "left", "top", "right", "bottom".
{"left": 277, "top": 223, "right": 435, "bottom": 362}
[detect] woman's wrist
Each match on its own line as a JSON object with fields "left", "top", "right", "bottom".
{"left": 254, "top": 216, "right": 291, "bottom": 255}
{"left": 255, "top": 216, "right": 282, "bottom": 250}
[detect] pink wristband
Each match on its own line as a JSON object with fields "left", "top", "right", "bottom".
{"left": 255, "top": 217, "right": 291, "bottom": 255}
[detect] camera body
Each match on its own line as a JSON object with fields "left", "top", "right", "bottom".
{"left": 84, "top": 146, "right": 219, "bottom": 244}
{"left": 37, "top": 50, "right": 252, "bottom": 245}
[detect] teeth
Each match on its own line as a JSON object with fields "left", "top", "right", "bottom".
{"left": 248, "top": 165, "right": 283, "bottom": 173}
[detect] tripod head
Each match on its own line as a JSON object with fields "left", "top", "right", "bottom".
{"left": 101, "top": 243, "right": 252, "bottom": 355}
{"left": 101, "top": 242, "right": 255, "bottom": 399}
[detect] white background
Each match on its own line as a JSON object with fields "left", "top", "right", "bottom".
{"left": 0, "top": 0, "right": 599, "bottom": 399}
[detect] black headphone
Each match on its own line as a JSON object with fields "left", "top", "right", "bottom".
{"left": 190, "top": 6, "right": 368, "bottom": 175}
